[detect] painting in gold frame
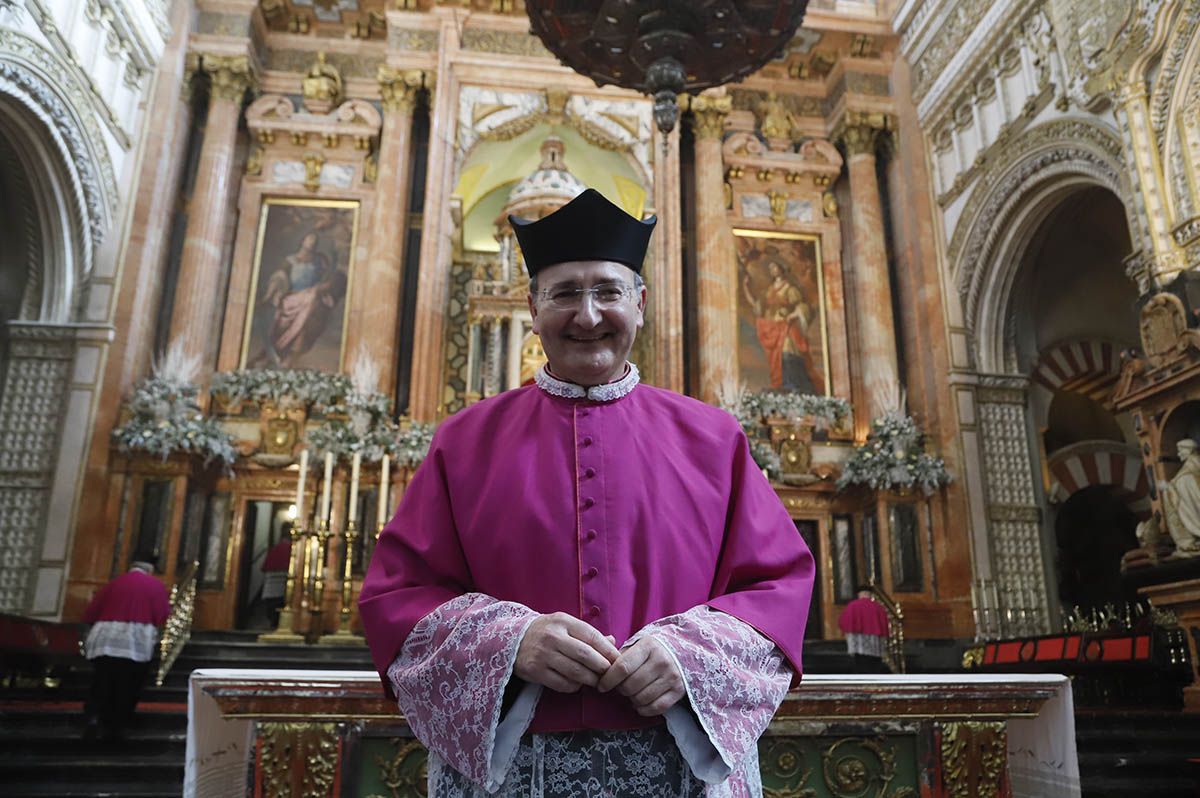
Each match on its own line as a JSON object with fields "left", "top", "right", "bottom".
{"left": 733, "top": 229, "right": 830, "bottom": 395}
{"left": 240, "top": 197, "right": 360, "bottom": 372}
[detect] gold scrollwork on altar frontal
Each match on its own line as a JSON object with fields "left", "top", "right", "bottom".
{"left": 369, "top": 738, "right": 429, "bottom": 798}
{"left": 258, "top": 721, "right": 340, "bottom": 798}
{"left": 761, "top": 738, "right": 816, "bottom": 797}
{"left": 939, "top": 721, "right": 1007, "bottom": 798}
{"left": 761, "top": 736, "right": 918, "bottom": 798}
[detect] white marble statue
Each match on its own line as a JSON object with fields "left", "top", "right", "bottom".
{"left": 1161, "top": 438, "right": 1200, "bottom": 556}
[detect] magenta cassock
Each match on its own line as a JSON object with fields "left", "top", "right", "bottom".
{"left": 359, "top": 373, "right": 814, "bottom": 735}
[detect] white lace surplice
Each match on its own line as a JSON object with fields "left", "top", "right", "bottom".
{"left": 387, "top": 594, "right": 792, "bottom": 798}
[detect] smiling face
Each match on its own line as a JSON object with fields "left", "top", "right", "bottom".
{"left": 528, "top": 260, "right": 646, "bottom": 387}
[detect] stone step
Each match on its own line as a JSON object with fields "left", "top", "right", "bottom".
{"left": 1081, "top": 776, "right": 1200, "bottom": 798}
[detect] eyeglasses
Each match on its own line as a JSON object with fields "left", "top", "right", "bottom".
{"left": 537, "top": 282, "right": 636, "bottom": 310}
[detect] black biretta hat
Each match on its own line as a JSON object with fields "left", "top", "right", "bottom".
{"left": 509, "top": 188, "right": 657, "bottom": 277}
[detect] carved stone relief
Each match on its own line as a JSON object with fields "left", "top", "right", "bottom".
{"left": 0, "top": 31, "right": 118, "bottom": 248}
{"left": 0, "top": 325, "right": 74, "bottom": 613}
{"left": 947, "top": 119, "right": 1127, "bottom": 340}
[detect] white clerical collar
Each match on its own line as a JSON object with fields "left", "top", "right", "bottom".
{"left": 534, "top": 363, "right": 640, "bottom": 402}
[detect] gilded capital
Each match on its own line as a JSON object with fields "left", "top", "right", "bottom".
{"left": 835, "top": 110, "right": 895, "bottom": 157}
{"left": 194, "top": 53, "right": 256, "bottom": 104}
{"left": 683, "top": 93, "right": 732, "bottom": 140}
{"left": 378, "top": 66, "right": 426, "bottom": 113}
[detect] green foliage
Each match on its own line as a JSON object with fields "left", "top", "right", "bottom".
{"left": 836, "top": 411, "right": 950, "bottom": 495}
{"left": 112, "top": 375, "right": 235, "bottom": 466}
{"left": 211, "top": 369, "right": 354, "bottom": 410}
{"left": 720, "top": 388, "right": 850, "bottom": 478}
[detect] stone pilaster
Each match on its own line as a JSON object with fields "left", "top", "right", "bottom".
{"left": 1116, "top": 80, "right": 1186, "bottom": 283}
{"left": 686, "top": 91, "right": 736, "bottom": 403}
{"left": 836, "top": 110, "right": 900, "bottom": 420}
{"left": 360, "top": 66, "right": 424, "bottom": 392}
{"left": 168, "top": 53, "right": 256, "bottom": 370}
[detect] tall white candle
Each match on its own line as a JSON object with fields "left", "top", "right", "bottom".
{"left": 320, "top": 451, "right": 334, "bottom": 526}
{"left": 377, "top": 454, "right": 390, "bottom": 528}
{"left": 295, "top": 449, "right": 308, "bottom": 525}
{"left": 348, "top": 451, "right": 361, "bottom": 524}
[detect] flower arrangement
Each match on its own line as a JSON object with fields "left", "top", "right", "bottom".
{"left": 731, "top": 390, "right": 850, "bottom": 430}
{"left": 836, "top": 411, "right": 950, "bottom": 495}
{"left": 112, "top": 342, "right": 236, "bottom": 466}
{"left": 303, "top": 349, "right": 435, "bottom": 467}
{"left": 718, "top": 382, "right": 850, "bottom": 478}
{"left": 211, "top": 368, "right": 353, "bottom": 410}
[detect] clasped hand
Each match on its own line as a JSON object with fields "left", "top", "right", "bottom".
{"left": 513, "top": 612, "right": 685, "bottom": 716}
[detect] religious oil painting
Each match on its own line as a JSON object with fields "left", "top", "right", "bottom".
{"left": 734, "top": 229, "right": 830, "bottom": 395}
{"left": 240, "top": 198, "right": 360, "bottom": 371}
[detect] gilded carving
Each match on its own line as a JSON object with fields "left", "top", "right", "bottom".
{"left": 302, "top": 52, "right": 342, "bottom": 114}
{"left": 759, "top": 735, "right": 920, "bottom": 798}
{"left": 757, "top": 92, "right": 792, "bottom": 142}
{"left": 246, "top": 146, "right": 264, "bottom": 176}
{"left": 835, "top": 111, "right": 893, "bottom": 157}
{"left": 761, "top": 738, "right": 816, "bottom": 798}
{"left": 822, "top": 191, "right": 838, "bottom": 218}
{"left": 303, "top": 152, "right": 325, "bottom": 192}
{"left": 258, "top": 722, "right": 339, "bottom": 798}
{"left": 684, "top": 93, "right": 732, "bottom": 140}
{"left": 768, "top": 190, "right": 789, "bottom": 227}
{"left": 196, "top": 53, "right": 256, "bottom": 103}
{"left": 939, "top": 721, "right": 1007, "bottom": 798}
{"left": 369, "top": 738, "right": 428, "bottom": 798}
{"left": 378, "top": 66, "right": 425, "bottom": 114}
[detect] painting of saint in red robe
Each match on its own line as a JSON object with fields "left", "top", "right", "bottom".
{"left": 735, "top": 232, "right": 828, "bottom": 394}
{"left": 242, "top": 198, "right": 358, "bottom": 371}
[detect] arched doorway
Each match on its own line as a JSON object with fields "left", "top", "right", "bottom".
{"left": 0, "top": 63, "right": 109, "bottom": 615}
{"left": 1017, "top": 187, "right": 1140, "bottom": 621}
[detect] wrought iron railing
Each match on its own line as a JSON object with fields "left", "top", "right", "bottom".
{"left": 868, "top": 582, "right": 906, "bottom": 674}
{"left": 156, "top": 560, "right": 198, "bottom": 687}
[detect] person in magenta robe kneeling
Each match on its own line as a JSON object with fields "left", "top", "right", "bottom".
{"left": 359, "top": 188, "right": 815, "bottom": 797}
{"left": 838, "top": 586, "right": 892, "bottom": 674}
{"left": 82, "top": 562, "right": 170, "bottom": 741}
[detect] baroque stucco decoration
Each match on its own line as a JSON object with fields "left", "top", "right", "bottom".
{"left": 0, "top": 31, "right": 115, "bottom": 251}
{"left": 455, "top": 86, "right": 654, "bottom": 185}
{"left": 947, "top": 118, "right": 1128, "bottom": 370}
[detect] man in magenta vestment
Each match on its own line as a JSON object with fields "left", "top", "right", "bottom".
{"left": 838, "top": 587, "right": 891, "bottom": 674}
{"left": 82, "top": 562, "right": 171, "bottom": 740}
{"left": 360, "top": 189, "right": 815, "bottom": 797}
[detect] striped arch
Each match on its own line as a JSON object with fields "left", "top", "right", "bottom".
{"left": 1046, "top": 443, "right": 1151, "bottom": 520}
{"left": 1031, "top": 339, "right": 1124, "bottom": 405}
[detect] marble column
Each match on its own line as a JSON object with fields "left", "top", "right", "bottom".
{"left": 687, "top": 92, "right": 735, "bottom": 404}
{"left": 838, "top": 111, "right": 900, "bottom": 419}
{"left": 407, "top": 10, "right": 457, "bottom": 420}
{"left": 167, "top": 54, "right": 255, "bottom": 370}
{"left": 650, "top": 124, "right": 684, "bottom": 393}
{"left": 361, "top": 67, "right": 423, "bottom": 392}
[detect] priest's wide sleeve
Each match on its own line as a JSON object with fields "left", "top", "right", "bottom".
{"left": 630, "top": 606, "right": 792, "bottom": 789}
{"left": 359, "top": 432, "right": 474, "bottom": 684}
{"left": 705, "top": 424, "right": 815, "bottom": 687}
{"left": 386, "top": 593, "right": 542, "bottom": 793}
